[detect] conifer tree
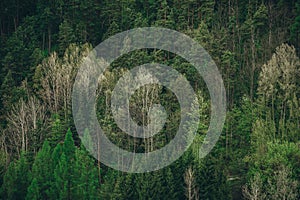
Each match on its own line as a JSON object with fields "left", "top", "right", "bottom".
{"left": 73, "top": 147, "right": 99, "bottom": 199}
{"left": 30, "top": 140, "right": 53, "bottom": 199}
{"left": 51, "top": 129, "right": 76, "bottom": 199}
{"left": 1, "top": 152, "right": 30, "bottom": 199}
{"left": 48, "top": 114, "right": 65, "bottom": 147}
{"left": 58, "top": 20, "right": 76, "bottom": 55}
{"left": 26, "top": 178, "right": 40, "bottom": 200}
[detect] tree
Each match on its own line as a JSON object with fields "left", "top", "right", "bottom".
{"left": 48, "top": 129, "right": 75, "bottom": 199}
{"left": 73, "top": 147, "right": 99, "bottom": 199}
{"left": 198, "top": 0, "right": 215, "bottom": 27}
{"left": 30, "top": 140, "right": 53, "bottom": 199}
{"left": 196, "top": 155, "right": 230, "bottom": 200}
{"left": 54, "top": 153, "right": 69, "bottom": 199}
{"left": 257, "top": 43, "right": 300, "bottom": 141}
{"left": 184, "top": 166, "right": 199, "bottom": 200}
{"left": 58, "top": 20, "right": 76, "bottom": 54}
{"left": 1, "top": 16, "right": 40, "bottom": 84}
{"left": 220, "top": 50, "right": 238, "bottom": 106}
{"left": 242, "top": 172, "right": 266, "bottom": 200}
{"left": 0, "top": 148, "right": 9, "bottom": 187}
{"left": 5, "top": 96, "right": 46, "bottom": 156}
{"left": 136, "top": 171, "right": 166, "bottom": 200}
{"left": 241, "top": 3, "right": 268, "bottom": 101}
{"left": 268, "top": 165, "right": 298, "bottom": 200}
{"left": 36, "top": 0, "right": 59, "bottom": 53}
{"left": 245, "top": 141, "right": 300, "bottom": 200}
{"left": 35, "top": 43, "right": 91, "bottom": 120}
{"left": 1, "top": 152, "right": 30, "bottom": 199}
{"left": 192, "top": 21, "right": 214, "bottom": 53}
{"left": 26, "top": 178, "right": 40, "bottom": 200}
{"left": 48, "top": 114, "right": 65, "bottom": 147}
{"left": 102, "top": 21, "right": 120, "bottom": 40}
{"left": 0, "top": 70, "right": 25, "bottom": 127}
{"left": 290, "top": 0, "right": 300, "bottom": 51}
{"left": 0, "top": 70, "right": 16, "bottom": 116}
{"left": 153, "top": 0, "right": 175, "bottom": 29}
{"left": 99, "top": 169, "right": 118, "bottom": 199}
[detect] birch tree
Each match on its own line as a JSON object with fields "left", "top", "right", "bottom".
{"left": 34, "top": 43, "right": 91, "bottom": 119}
{"left": 257, "top": 43, "right": 300, "bottom": 140}
{"left": 243, "top": 173, "right": 266, "bottom": 200}
{"left": 184, "top": 166, "right": 199, "bottom": 200}
{"left": 6, "top": 96, "right": 46, "bottom": 157}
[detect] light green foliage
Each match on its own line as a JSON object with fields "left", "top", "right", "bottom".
{"left": 245, "top": 141, "right": 300, "bottom": 199}
{"left": 258, "top": 43, "right": 300, "bottom": 141}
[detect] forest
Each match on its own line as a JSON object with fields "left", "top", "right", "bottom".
{"left": 0, "top": 0, "right": 300, "bottom": 199}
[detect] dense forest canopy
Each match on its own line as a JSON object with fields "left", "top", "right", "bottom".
{"left": 0, "top": 0, "right": 299, "bottom": 199}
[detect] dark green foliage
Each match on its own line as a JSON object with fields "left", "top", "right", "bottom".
{"left": 1, "top": 153, "right": 30, "bottom": 200}
{"left": 291, "top": 0, "right": 300, "bottom": 49}
{"left": 30, "top": 141, "right": 53, "bottom": 199}
{"left": 52, "top": 129, "right": 76, "bottom": 199}
{"left": 54, "top": 153, "right": 69, "bottom": 199}
{"left": 73, "top": 147, "right": 99, "bottom": 199}
{"left": 196, "top": 156, "right": 231, "bottom": 200}
{"left": 26, "top": 178, "right": 40, "bottom": 200}
{"left": 0, "top": 70, "right": 17, "bottom": 120}
{"left": 99, "top": 169, "right": 118, "bottom": 199}
{"left": 1, "top": 0, "right": 300, "bottom": 199}
{"left": 58, "top": 20, "right": 76, "bottom": 54}
{"left": 48, "top": 114, "right": 65, "bottom": 147}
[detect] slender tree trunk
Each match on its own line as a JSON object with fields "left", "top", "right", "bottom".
{"left": 48, "top": 26, "right": 51, "bottom": 53}
{"left": 250, "top": 25, "right": 255, "bottom": 102}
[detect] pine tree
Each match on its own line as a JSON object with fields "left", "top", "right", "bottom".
{"left": 49, "top": 143, "right": 63, "bottom": 199}
{"left": 26, "top": 178, "right": 40, "bottom": 200}
{"left": 196, "top": 155, "right": 230, "bottom": 199}
{"left": 153, "top": 0, "right": 175, "bottom": 29}
{"left": 102, "top": 21, "right": 121, "bottom": 40}
{"left": 198, "top": 0, "right": 215, "bottom": 27}
{"left": 73, "top": 147, "right": 99, "bottom": 199}
{"left": 291, "top": 0, "right": 300, "bottom": 51}
{"left": 1, "top": 152, "right": 30, "bottom": 199}
{"left": 0, "top": 70, "right": 19, "bottom": 120}
{"left": 100, "top": 169, "right": 118, "bottom": 199}
{"left": 54, "top": 153, "right": 68, "bottom": 199}
{"left": 58, "top": 20, "right": 76, "bottom": 55}
{"left": 48, "top": 114, "right": 65, "bottom": 147}
{"left": 163, "top": 167, "right": 178, "bottom": 199}
{"left": 30, "top": 140, "right": 53, "bottom": 199}
{"left": 51, "top": 129, "right": 76, "bottom": 199}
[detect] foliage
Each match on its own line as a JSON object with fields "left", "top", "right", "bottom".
{"left": 0, "top": 0, "right": 300, "bottom": 199}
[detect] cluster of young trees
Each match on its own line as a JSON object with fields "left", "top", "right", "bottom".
{"left": 0, "top": 0, "right": 299, "bottom": 199}
{"left": 1, "top": 129, "right": 100, "bottom": 199}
